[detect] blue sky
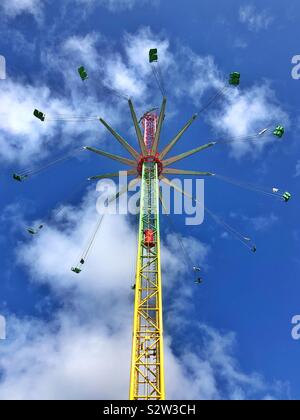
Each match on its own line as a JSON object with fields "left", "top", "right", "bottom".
{"left": 0, "top": 0, "right": 299, "bottom": 400}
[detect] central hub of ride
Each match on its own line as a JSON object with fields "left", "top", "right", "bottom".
{"left": 137, "top": 154, "right": 163, "bottom": 176}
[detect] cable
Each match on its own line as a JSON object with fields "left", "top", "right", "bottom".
{"left": 46, "top": 116, "right": 99, "bottom": 122}
{"left": 26, "top": 179, "right": 88, "bottom": 234}
{"left": 71, "top": 212, "right": 105, "bottom": 273}
{"left": 152, "top": 63, "right": 165, "bottom": 94}
{"left": 156, "top": 61, "right": 167, "bottom": 96}
{"left": 81, "top": 213, "right": 105, "bottom": 262}
{"left": 17, "top": 147, "right": 84, "bottom": 178}
{"left": 164, "top": 182, "right": 257, "bottom": 253}
{"left": 72, "top": 182, "right": 133, "bottom": 271}
{"left": 151, "top": 65, "right": 165, "bottom": 97}
{"left": 150, "top": 64, "right": 165, "bottom": 97}
{"left": 213, "top": 174, "right": 283, "bottom": 200}
{"left": 51, "top": 179, "right": 89, "bottom": 220}
{"left": 205, "top": 207, "right": 256, "bottom": 252}
{"left": 18, "top": 150, "right": 81, "bottom": 177}
{"left": 77, "top": 63, "right": 130, "bottom": 101}
{"left": 216, "top": 129, "right": 271, "bottom": 145}
{"left": 102, "top": 85, "right": 129, "bottom": 101}
{"left": 159, "top": 193, "right": 197, "bottom": 271}
{"left": 198, "top": 86, "right": 229, "bottom": 115}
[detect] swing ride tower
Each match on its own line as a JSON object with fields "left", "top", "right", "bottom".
{"left": 129, "top": 112, "right": 165, "bottom": 400}
{"left": 14, "top": 52, "right": 291, "bottom": 401}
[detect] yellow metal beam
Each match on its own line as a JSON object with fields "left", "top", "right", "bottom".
{"left": 129, "top": 163, "right": 165, "bottom": 400}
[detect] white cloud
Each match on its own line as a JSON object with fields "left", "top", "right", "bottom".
{"left": 0, "top": 28, "right": 175, "bottom": 167}
{"left": 0, "top": 315, "right": 287, "bottom": 400}
{"left": 221, "top": 231, "right": 229, "bottom": 239}
{"left": 119, "top": 29, "right": 288, "bottom": 163}
{"left": 243, "top": 212, "right": 279, "bottom": 232}
{"left": 239, "top": 5, "right": 274, "bottom": 32}
{"left": 233, "top": 39, "right": 248, "bottom": 49}
{"left": 0, "top": 188, "right": 288, "bottom": 400}
{"left": 0, "top": 32, "right": 130, "bottom": 165}
{"left": 169, "top": 47, "right": 223, "bottom": 104}
{"left": 103, "top": 54, "right": 147, "bottom": 99}
{"left": 0, "top": 78, "right": 117, "bottom": 165}
{"left": 0, "top": 81, "right": 69, "bottom": 164}
{"left": 41, "top": 29, "right": 157, "bottom": 110}
{"left": 0, "top": 314, "right": 132, "bottom": 400}
{"left": 47, "top": 26, "right": 223, "bottom": 111}
{"left": 165, "top": 324, "right": 274, "bottom": 400}
{"left": 124, "top": 27, "right": 171, "bottom": 77}
{"left": 0, "top": 0, "right": 43, "bottom": 20}
{"left": 0, "top": 313, "right": 273, "bottom": 400}
{"left": 121, "top": 32, "right": 287, "bottom": 163}
{"left": 0, "top": 6, "right": 292, "bottom": 400}
{"left": 101, "top": 27, "right": 173, "bottom": 103}
{"left": 2, "top": 26, "right": 288, "bottom": 166}
{"left": 75, "top": 0, "right": 158, "bottom": 12}
{"left": 61, "top": 33, "right": 103, "bottom": 71}
{"left": 209, "top": 84, "right": 289, "bottom": 159}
